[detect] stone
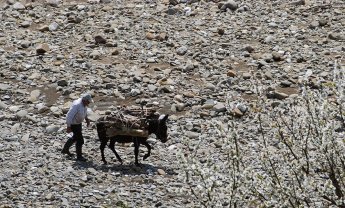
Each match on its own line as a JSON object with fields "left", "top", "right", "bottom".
{"left": 111, "top": 50, "right": 120, "bottom": 55}
{"left": 20, "top": 40, "right": 31, "bottom": 48}
{"left": 217, "top": 28, "right": 225, "bottom": 35}
{"left": 319, "top": 19, "right": 328, "bottom": 27}
{"left": 146, "top": 32, "right": 155, "bottom": 40}
{"left": 22, "top": 133, "right": 30, "bottom": 142}
{"left": 38, "top": 25, "right": 50, "bottom": 32}
{"left": 57, "top": 80, "right": 68, "bottom": 87}
{"left": 219, "top": 1, "right": 238, "bottom": 11}
{"left": 49, "top": 22, "right": 59, "bottom": 31}
{"left": 242, "top": 73, "right": 251, "bottom": 79}
{"left": 156, "top": 33, "right": 168, "bottom": 41}
{"left": 0, "top": 101, "right": 8, "bottom": 110}
{"left": 46, "top": 125, "right": 60, "bottom": 134}
{"left": 94, "top": 35, "right": 107, "bottom": 44}
{"left": 176, "top": 46, "right": 188, "bottom": 55}
{"left": 272, "top": 52, "right": 283, "bottom": 61}
{"left": 9, "top": 106, "right": 20, "bottom": 112}
{"left": 36, "top": 103, "right": 49, "bottom": 113}
{"left": 46, "top": 0, "right": 60, "bottom": 7}
{"left": 13, "top": 2, "right": 25, "bottom": 10}
{"left": 232, "top": 107, "right": 243, "bottom": 117}
{"left": 16, "top": 110, "right": 28, "bottom": 118}
{"left": 227, "top": 70, "right": 236, "bottom": 77}
{"left": 29, "top": 90, "right": 41, "bottom": 102}
{"left": 20, "top": 21, "right": 31, "bottom": 28}
{"left": 36, "top": 43, "right": 50, "bottom": 54}
{"left": 309, "top": 21, "right": 319, "bottom": 29}
{"left": 236, "top": 104, "right": 248, "bottom": 113}
{"left": 213, "top": 102, "right": 226, "bottom": 112}
{"left": 45, "top": 193, "right": 54, "bottom": 200}
{"left": 90, "top": 50, "right": 101, "bottom": 59}
{"left": 329, "top": 33, "right": 345, "bottom": 41}
{"left": 267, "top": 91, "right": 289, "bottom": 100}
{"left": 0, "top": 84, "right": 11, "bottom": 91}
{"left": 186, "top": 131, "right": 199, "bottom": 139}
{"left": 244, "top": 45, "right": 255, "bottom": 53}
{"left": 11, "top": 123, "right": 20, "bottom": 134}
{"left": 157, "top": 169, "right": 166, "bottom": 175}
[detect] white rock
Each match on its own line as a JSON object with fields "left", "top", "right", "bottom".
{"left": 16, "top": 110, "right": 28, "bottom": 118}
{"left": 49, "top": 22, "right": 59, "bottom": 31}
{"left": 31, "top": 90, "right": 41, "bottom": 100}
{"left": 22, "top": 133, "right": 30, "bottom": 142}
{"left": 13, "top": 2, "right": 25, "bottom": 10}
{"left": 167, "top": 145, "right": 177, "bottom": 151}
{"left": 174, "top": 95, "right": 184, "bottom": 102}
{"left": 87, "top": 0, "right": 100, "bottom": 4}
{"left": 11, "top": 123, "right": 21, "bottom": 134}
{"left": 46, "top": 0, "right": 60, "bottom": 7}
{"left": 36, "top": 103, "right": 49, "bottom": 113}
{"left": 0, "top": 101, "right": 8, "bottom": 110}
{"left": 50, "top": 106, "right": 61, "bottom": 113}
{"left": 0, "top": 83, "right": 11, "bottom": 91}
{"left": 46, "top": 125, "right": 59, "bottom": 134}
{"left": 213, "top": 103, "right": 227, "bottom": 112}
{"left": 9, "top": 106, "right": 20, "bottom": 112}
{"left": 186, "top": 131, "right": 199, "bottom": 139}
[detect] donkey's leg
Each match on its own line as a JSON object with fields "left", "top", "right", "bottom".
{"left": 100, "top": 139, "right": 108, "bottom": 164}
{"left": 134, "top": 138, "right": 140, "bottom": 166}
{"left": 97, "top": 123, "right": 109, "bottom": 165}
{"left": 141, "top": 140, "right": 152, "bottom": 161}
{"left": 108, "top": 138, "right": 123, "bottom": 165}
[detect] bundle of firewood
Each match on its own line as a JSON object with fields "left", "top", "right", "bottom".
{"left": 97, "top": 107, "right": 157, "bottom": 137}
{"left": 123, "top": 108, "right": 156, "bottom": 117}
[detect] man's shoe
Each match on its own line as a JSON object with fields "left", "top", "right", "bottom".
{"left": 76, "top": 156, "right": 87, "bottom": 162}
{"left": 61, "top": 149, "right": 74, "bottom": 157}
{"left": 61, "top": 138, "right": 75, "bottom": 157}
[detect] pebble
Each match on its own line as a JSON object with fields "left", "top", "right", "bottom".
{"left": 46, "top": 125, "right": 60, "bottom": 134}
{"left": 157, "top": 169, "right": 166, "bottom": 175}
{"left": 13, "top": 2, "right": 25, "bottom": 10}
{"left": 0, "top": 101, "right": 8, "bottom": 110}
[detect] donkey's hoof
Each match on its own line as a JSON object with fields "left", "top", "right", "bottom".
{"left": 117, "top": 158, "right": 123, "bottom": 164}
{"left": 143, "top": 155, "right": 149, "bottom": 160}
{"left": 102, "top": 160, "right": 108, "bottom": 165}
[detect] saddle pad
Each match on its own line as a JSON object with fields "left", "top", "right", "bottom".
{"left": 106, "top": 126, "right": 149, "bottom": 137}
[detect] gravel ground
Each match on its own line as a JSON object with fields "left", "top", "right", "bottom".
{"left": 0, "top": 0, "right": 344, "bottom": 207}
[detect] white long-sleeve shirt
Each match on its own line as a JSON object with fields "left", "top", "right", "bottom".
{"left": 66, "top": 98, "right": 88, "bottom": 127}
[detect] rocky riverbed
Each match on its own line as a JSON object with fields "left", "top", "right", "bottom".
{"left": 0, "top": 0, "right": 345, "bottom": 207}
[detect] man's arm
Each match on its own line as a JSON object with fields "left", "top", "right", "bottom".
{"left": 85, "top": 116, "right": 90, "bottom": 127}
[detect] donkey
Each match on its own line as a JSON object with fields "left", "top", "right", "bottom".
{"left": 96, "top": 114, "right": 169, "bottom": 166}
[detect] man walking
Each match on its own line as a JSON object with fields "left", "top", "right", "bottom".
{"left": 61, "top": 93, "right": 93, "bottom": 161}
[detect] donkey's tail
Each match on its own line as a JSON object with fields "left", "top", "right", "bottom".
{"left": 96, "top": 122, "right": 107, "bottom": 142}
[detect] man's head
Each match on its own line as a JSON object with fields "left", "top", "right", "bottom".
{"left": 81, "top": 93, "right": 93, "bottom": 106}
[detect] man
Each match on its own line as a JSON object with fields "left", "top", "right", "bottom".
{"left": 61, "top": 93, "right": 93, "bottom": 161}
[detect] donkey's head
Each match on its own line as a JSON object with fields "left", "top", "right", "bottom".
{"left": 147, "top": 114, "right": 169, "bottom": 143}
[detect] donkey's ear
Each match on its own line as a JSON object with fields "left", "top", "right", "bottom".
{"left": 161, "top": 114, "right": 169, "bottom": 122}
{"left": 159, "top": 114, "right": 169, "bottom": 122}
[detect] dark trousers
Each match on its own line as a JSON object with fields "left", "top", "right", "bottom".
{"left": 62, "top": 124, "right": 84, "bottom": 158}
{"left": 71, "top": 124, "right": 84, "bottom": 148}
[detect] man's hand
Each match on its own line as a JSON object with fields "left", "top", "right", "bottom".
{"left": 86, "top": 118, "right": 90, "bottom": 127}
{"left": 67, "top": 127, "right": 72, "bottom": 133}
